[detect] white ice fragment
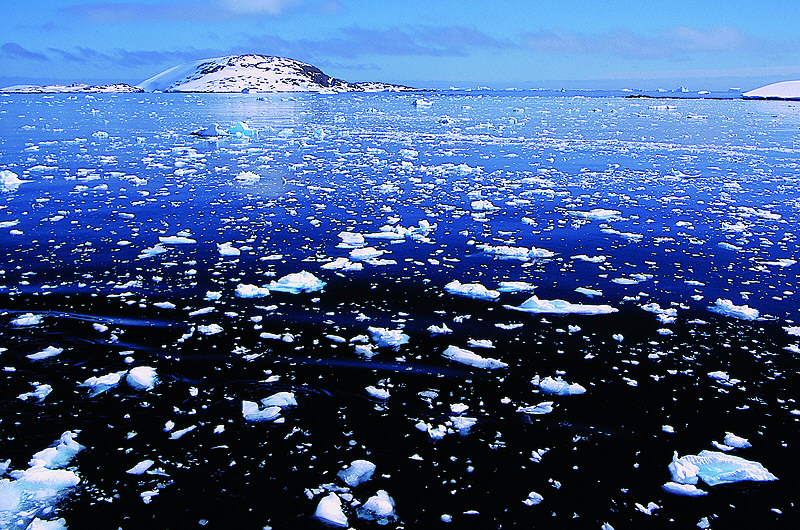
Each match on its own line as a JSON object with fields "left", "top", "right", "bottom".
{"left": 366, "top": 386, "right": 390, "bottom": 400}
{"left": 93, "top": 323, "right": 109, "bottom": 333}
{"left": 349, "top": 246, "right": 386, "bottom": 261}
{"left": 723, "top": 432, "right": 752, "bottom": 449}
{"left": 126, "top": 459, "right": 155, "bottom": 475}
{"left": 241, "top": 401, "right": 281, "bottom": 422}
{"left": 569, "top": 208, "right": 621, "bottom": 221}
{"left": 338, "top": 460, "right": 376, "bottom": 487}
{"left": 27, "top": 346, "right": 63, "bottom": 361}
{"left": 535, "top": 376, "right": 586, "bottom": 396}
{"left": 662, "top": 482, "right": 708, "bottom": 496}
{"left": 575, "top": 287, "right": 602, "bottom": 298}
{"left": 517, "top": 402, "right": 554, "bottom": 415}
{"left": 635, "top": 501, "right": 660, "bottom": 515}
{"left": 153, "top": 301, "right": 176, "bottom": 309}
{"left": 25, "top": 519, "right": 68, "bottom": 530}
{"left": 321, "top": 257, "right": 363, "bottom": 271}
{"left": 198, "top": 324, "right": 223, "bottom": 335}
{"left": 268, "top": 271, "right": 326, "bottom": 294}
{"left": 17, "top": 383, "right": 52, "bottom": 403}
{"left": 479, "top": 244, "right": 554, "bottom": 260}
{"left": 450, "top": 403, "right": 469, "bottom": 414}
{"left": 709, "top": 298, "right": 758, "bottom": 320}
{"left": 169, "top": 425, "right": 196, "bottom": 439}
{"left": 158, "top": 235, "right": 196, "bottom": 244}
{"left": 29, "top": 431, "right": 84, "bottom": 470}
{"left": 427, "top": 323, "right": 452, "bottom": 335}
{"left": 359, "top": 490, "right": 396, "bottom": 522}
{"left": 523, "top": 491, "right": 544, "bottom": 506}
{"left": 0, "top": 170, "right": 27, "bottom": 192}
{"left": 261, "top": 392, "right": 297, "bottom": 408}
{"left": 126, "top": 366, "right": 158, "bottom": 391}
{"left": 234, "top": 171, "right": 261, "bottom": 184}
{"left": 497, "top": 281, "right": 536, "bottom": 293}
{"left": 10, "top": 313, "right": 43, "bottom": 327}
{"left": 338, "top": 231, "right": 365, "bottom": 247}
{"left": 442, "top": 345, "right": 507, "bottom": 369}
{"left": 505, "top": 296, "right": 617, "bottom": 315}
{"left": 451, "top": 416, "right": 477, "bottom": 433}
{"left": 235, "top": 283, "right": 270, "bottom": 298}
{"left": 467, "top": 338, "right": 494, "bottom": 349}
{"left": 444, "top": 280, "right": 500, "bottom": 301}
{"left": 369, "top": 327, "right": 409, "bottom": 348}
{"left": 217, "top": 242, "right": 241, "bottom": 256}
{"left": 314, "top": 492, "right": 348, "bottom": 527}
{"left": 138, "top": 243, "right": 168, "bottom": 259}
{"left": 669, "top": 450, "right": 777, "bottom": 486}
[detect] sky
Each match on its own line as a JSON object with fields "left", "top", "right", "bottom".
{"left": 2, "top": 0, "right": 799, "bottom": 90}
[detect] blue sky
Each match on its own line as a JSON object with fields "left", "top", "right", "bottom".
{"left": 2, "top": 0, "right": 799, "bottom": 89}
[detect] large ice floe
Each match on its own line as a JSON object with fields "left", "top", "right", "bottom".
{"left": 267, "top": 271, "right": 326, "bottom": 294}
{"left": 444, "top": 280, "right": 500, "bottom": 301}
{"left": 708, "top": 298, "right": 759, "bottom": 320}
{"left": 504, "top": 295, "right": 617, "bottom": 315}
{"left": 663, "top": 450, "right": 777, "bottom": 496}
{"left": 442, "top": 345, "right": 507, "bottom": 369}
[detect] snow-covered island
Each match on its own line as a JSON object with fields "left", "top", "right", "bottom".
{"left": 2, "top": 83, "right": 143, "bottom": 94}
{"left": 136, "top": 54, "right": 415, "bottom": 93}
{"left": 742, "top": 80, "right": 800, "bottom": 100}
{"left": 2, "top": 54, "right": 416, "bottom": 94}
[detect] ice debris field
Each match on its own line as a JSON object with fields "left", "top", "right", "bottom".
{"left": 0, "top": 91, "right": 799, "bottom": 528}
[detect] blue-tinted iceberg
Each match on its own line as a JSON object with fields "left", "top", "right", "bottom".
{"left": 708, "top": 298, "right": 759, "bottom": 320}
{"left": 268, "top": 271, "right": 326, "bottom": 294}
{"left": 668, "top": 450, "right": 777, "bottom": 487}
{"left": 442, "top": 345, "right": 507, "bottom": 369}
{"left": 505, "top": 296, "right": 617, "bottom": 315}
{"left": 444, "top": 280, "right": 500, "bottom": 301}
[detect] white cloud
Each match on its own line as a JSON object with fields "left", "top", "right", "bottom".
{"left": 220, "top": 0, "right": 304, "bottom": 15}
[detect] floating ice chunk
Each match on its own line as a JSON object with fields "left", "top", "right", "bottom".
{"left": 11, "top": 313, "right": 43, "bottom": 327}
{"left": 217, "top": 242, "right": 241, "bottom": 256}
{"left": 0, "top": 170, "right": 27, "bottom": 192}
{"left": 669, "top": 450, "right": 777, "bottom": 486}
{"left": 641, "top": 303, "right": 677, "bottom": 324}
{"left": 517, "top": 402, "right": 554, "bottom": 415}
{"left": 467, "top": 338, "right": 494, "bottom": 349}
{"left": 26, "top": 346, "right": 63, "bottom": 361}
{"left": 338, "top": 231, "right": 366, "bottom": 247}
{"left": 575, "top": 287, "right": 602, "bottom": 298}
{"left": 757, "top": 258, "right": 796, "bottom": 267}
{"left": 93, "top": 323, "right": 109, "bottom": 333}
{"left": 268, "top": 271, "right": 326, "bottom": 294}
{"left": 192, "top": 123, "right": 229, "bottom": 137}
{"left": 497, "top": 281, "right": 536, "bottom": 293}
{"left": 427, "top": 323, "right": 452, "bottom": 335}
{"left": 445, "top": 280, "right": 500, "bottom": 301}
{"left": 535, "top": 376, "right": 586, "bottom": 395}
{"left": 635, "top": 502, "right": 660, "bottom": 515}
{"left": 569, "top": 208, "right": 621, "bottom": 221}
{"left": 451, "top": 416, "right": 477, "bottom": 433}
{"left": 228, "top": 121, "right": 257, "bottom": 138}
{"left": 366, "top": 386, "right": 389, "bottom": 400}
{"left": 126, "top": 459, "right": 155, "bottom": 475}
{"left": 571, "top": 254, "right": 607, "bottom": 263}
{"left": 25, "top": 519, "right": 68, "bottom": 530}
{"left": 17, "top": 383, "right": 52, "bottom": 403}
{"left": 478, "top": 245, "right": 554, "bottom": 260}
{"left": 159, "top": 235, "right": 196, "bottom": 244}
{"left": 138, "top": 243, "right": 168, "bottom": 259}
{"left": 505, "top": 296, "right": 617, "bottom": 315}
{"left": 321, "top": 257, "right": 363, "bottom": 271}
{"left": 662, "top": 482, "right": 708, "bottom": 496}
{"left": 785, "top": 326, "right": 800, "bottom": 337}
{"left": 235, "top": 283, "right": 270, "bottom": 298}
{"left": 442, "top": 345, "right": 507, "bottom": 369}
{"left": 30, "top": 432, "right": 84, "bottom": 470}
{"left": 126, "top": 366, "right": 157, "bottom": 391}
{"left": 241, "top": 401, "right": 281, "bottom": 422}
{"left": 338, "top": 460, "right": 376, "bottom": 487}
{"left": 369, "top": 327, "right": 409, "bottom": 348}
{"left": 80, "top": 371, "right": 125, "bottom": 396}
{"left": 523, "top": 491, "right": 543, "bottom": 506}
{"left": 314, "top": 492, "right": 348, "bottom": 527}
{"left": 349, "top": 247, "right": 386, "bottom": 261}
{"left": 723, "top": 432, "right": 752, "bottom": 449}
{"left": 198, "top": 324, "right": 223, "bottom": 335}
{"left": 359, "top": 490, "right": 396, "bottom": 523}
{"left": 470, "top": 199, "right": 498, "bottom": 211}
{"left": 261, "top": 392, "right": 297, "bottom": 408}
{"left": 235, "top": 171, "right": 260, "bottom": 184}
{"left": 169, "top": 425, "right": 196, "bottom": 439}
{"left": 12, "top": 465, "right": 80, "bottom": 492}
{"left": 709, "top": 299, "right": 759, "bottom": 320}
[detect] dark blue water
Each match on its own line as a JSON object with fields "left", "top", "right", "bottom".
{"left": 1, "top": 91, "right": 799, "bottom": 528}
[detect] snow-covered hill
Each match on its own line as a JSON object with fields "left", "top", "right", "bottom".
{"left": 137, "top": 55, "right": 414, "bottom": 93}
{"left": 2, "top": 83, "right": 143, "bottom": 94}
{"left": 743, "top": 81, "right": 800, "bottom": 100}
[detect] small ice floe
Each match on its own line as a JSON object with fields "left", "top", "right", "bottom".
{"left": 358, "top": 490, "right": 396, "bottom": 523}
{"left": 533, "top": 376, "right": 586, "bottom": 395}
{"left": 757, "top": 258, "right": 796, "bottom": 268}
{"left": 517, "top": 401, "right": 554, "bottom": 415}
{"left": 366, "top": 386, "right": 390, "bottom": 400}
{"left": 662, "top": 482, "right": 708, "bottom": 496}
{"left": 315, "top": 492, "right": 348, "bottom": 527}
{"left": 234, "top": 171, "right": 260, "bottom": 184}
{"left": 467, "top": 338, "right": 494, "bottom": 349}
{"left": 708, "top": 298, "right": 759, "bottom": 320}
{"left": 1, "top": 169, "right": 28, "bottom": 192}
{"left": 138, "top": 243, "right": 168, "bottom": 259}
{"left": 158, "top": 235, "right": 196, "bottom": 244}
{"left": 192, "top": 123, "right": 229, "bottom": 137}
{"left": 80, "top": 371, "right": 126, "bottom": 396}
{"left": 442, "top": 345, "right": 507, "bottom": 369}
{"left": 412, "top": 98, "right": 432, "bottom": 108}
{"left": 568, "top": 208, "right": 621, "bottom": 221}
{"left": 337, "top": 231, "right": 366, "bottom": 248}
{"left": 10, "top": 313, "right": 43, "bottom": 327}
{"left": 235, "top": 283, "right": 270, "bottom": 298}
{"left": 635, "top": 502, "right": 660, "bottom": 515}
{"left": 241, "top": 401, "right": 282, "bottom": 422}
{"left": 126, "top": 366, "right": 158, "bottom": 391}
{"left": 641, "top": 303, "right": 677, "bottom": 324}
{"left": 504, "top": 295, "right": 617, "bottom": 315}
{"left": 198, "top": 324, "right": 223, "bottom": 335}
{"left": 497, "top": 281, "right": 536, "bottom": 293}
{"left": 707, "top": 371, "right": 740, "bottom": 386}
{"left": 268, "top": 271, "right": 326, "bottom": 294}
{"left": 321, "top": 257, "right": 363, "bottom": 271}
{"left": 217, "top": 242, "right": 241, "bottom": 256}
{"left": 523, "top": 491, "right": 544, "bottom": 506}
{"left": 785, "top": 326, "right": 800, "bottom": 337}
{"left": 23, "top": 518, "right": 68, "bottom": 529}
{"left": 444, "top": 280, "right": 500, "bottom": 301}
{"left": 369, "top": 327, "right": 409, "bottom": 348}
{"left": 451, "top": 416, "right": 477, "bottom": 434}
{"left": 470, "top": 199, "right": 499, "bottom": 211}
{"left": 26, "top": 346, "right": 63, "bottom": 361}
{"left": 338, "top": 460, "right": 376, "bottom": 487}
{"left": 478, "top": 244, "right": 554, "bottom": 260}
{"left": 169, "top": 425, "right": 196, "bottom": 440}
{"left": 126, "top": 459, "right": 155, "bottom": 475}
{"left": 228, "top": 121, "right": 257, "bottom": 138}
{"left": 349, "top": 246, "right": 386, "bottom": 261}
{"left": 723, "top": 432, "right": 751, "bottom": 449}
{"left": 261, "top": 391, "right": 297, "bottom": 408}
{"left": 29, "top": 431, "right": 84, "bottom": 470}
{"left": 427, "top": 323, "right": 452, "bottom": 335}
{"left": 17, "top": 383, "right": 52, "bottom": 402}
{"left": 667, "top": 450, "right": 777, "bottom": 488}
{"left": 575, "top": 287, "right": 602, "bottom": 298}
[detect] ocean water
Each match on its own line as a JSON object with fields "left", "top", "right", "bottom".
{"left": 0, "top": 90, "right": 799, "bottom": 528}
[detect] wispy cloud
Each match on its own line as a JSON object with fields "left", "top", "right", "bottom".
{"left": 220, "top": 0, "right": 303, "bottom": 15}
{"left": 524, "top": 26, "right": 759, "bottom": 59}
{"left": 1, "top": 42, "right": 48, "bottom": 61}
